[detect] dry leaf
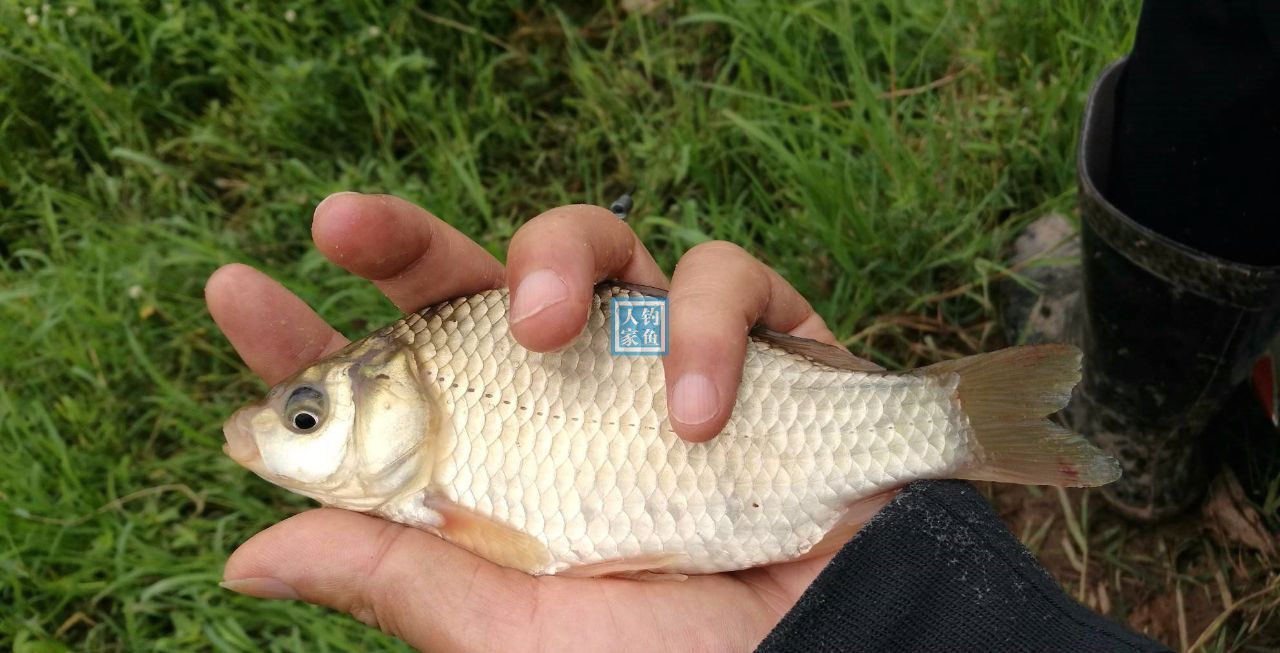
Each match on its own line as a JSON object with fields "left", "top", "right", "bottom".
{"left": 1202, "top": 468, "right": 1278, "bottom": 558}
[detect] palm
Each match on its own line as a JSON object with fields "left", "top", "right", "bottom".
{"left": 529, "top": 554, "right": 827, "bottom": 649}
{"left": 238, "top": 508, "right": 830, "bottom": 652}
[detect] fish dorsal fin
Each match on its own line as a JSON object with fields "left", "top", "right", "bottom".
{"left": 601, "top": 281, "right": 882, "bottom": 373}
{"left": 424, "top": 496, "right": 552, "bottom": 574}
{"left": 751, "top": 327, "right": 885, "bottom": 373}
{"left": 603, "top": 281, "right": 669, "bottom": 298}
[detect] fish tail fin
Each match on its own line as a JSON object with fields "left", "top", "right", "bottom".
{"left": 923, "top": 344, "right": 1121, "bottom": 487}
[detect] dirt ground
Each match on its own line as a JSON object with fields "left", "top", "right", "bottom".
{"left": 989, "top": 478, "right": 1279, "bottom": 651}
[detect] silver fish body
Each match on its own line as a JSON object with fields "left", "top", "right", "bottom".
{"left": 224, "top": 284, "right": 1119, "bottom": 576}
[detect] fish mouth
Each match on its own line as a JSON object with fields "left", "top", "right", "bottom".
{"left": 222, "top": 407, "right": 262, "bottom": 466}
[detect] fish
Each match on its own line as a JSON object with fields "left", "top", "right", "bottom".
{"left": 222, "top": 282, "right": 1120, "bottom": 578}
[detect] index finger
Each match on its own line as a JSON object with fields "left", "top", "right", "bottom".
{"left": 209, "top": 193, "right": 508, "bottom": 387}
{"left": 206, "top": 264, "right": 349, "bottom": 385}
{"left": 312, "top": 192, "right": 506, "bottom": 313}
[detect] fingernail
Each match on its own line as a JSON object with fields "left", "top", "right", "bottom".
{"left": 219, "top": 577, "right": 300, "bottom": 601}
{"left": 315, "top": 191, "right": 360, "bottom": 215}
{"left": 670, "top": 373, "right": 719, "bottom": 426}
{"left": 510, "top": 269, "right": 569, "bottom": 324}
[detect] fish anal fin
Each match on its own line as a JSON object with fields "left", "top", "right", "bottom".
{"left": 798, "top": 489, "right": 899, "bottom": 561}
{"left": 425, "top": 496, "right": 551, "bottom": 574}
{"left": 557, "top": 553, "right": 690, "bottom": 580}
{"left": 615, "top": 570, "right": 690, "bottom": 581}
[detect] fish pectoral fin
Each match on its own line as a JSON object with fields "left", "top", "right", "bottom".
{"left": 424, "top": 496, "right": 552, "bottom": 574}
{"left": 556, "top": 553, "right": 691, "bottom": 581}
{"left": 797, "top": 489, "right": 900, "bottom": 562}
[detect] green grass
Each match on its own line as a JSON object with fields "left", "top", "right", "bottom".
{"left": 4, "top": 1, "right": 1272, "bottom": 651}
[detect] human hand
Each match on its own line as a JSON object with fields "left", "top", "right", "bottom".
{"left": 208, "top": 193, "right": 892, "bottom": 651}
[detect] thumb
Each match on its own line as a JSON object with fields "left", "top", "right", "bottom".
{"left": 221, "top": 508, "right": 535, "bottom": 651}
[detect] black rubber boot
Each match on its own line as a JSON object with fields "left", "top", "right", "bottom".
{"left": 1216, "top": 371, "right": 1280, "bottom": 518}
{"left": 1072, "top": 59, "right": 1280, "bottom": 521}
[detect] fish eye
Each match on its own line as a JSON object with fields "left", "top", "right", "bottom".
{"left": 291, "top": 410, "right": 319, "bottom": 431}
{"left": 284, "top": 385, "right": 326, "bottom": 433}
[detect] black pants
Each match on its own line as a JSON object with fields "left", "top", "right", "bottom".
{"left": 759, "top": 481, "right": 1170, "bottom": 652}
{"left": 761, "top": 3, "right": 1277, "bottom": 651}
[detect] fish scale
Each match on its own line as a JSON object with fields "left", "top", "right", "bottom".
{"left": 385, "top": 286, "right": 968, "bottom": 574}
